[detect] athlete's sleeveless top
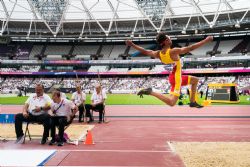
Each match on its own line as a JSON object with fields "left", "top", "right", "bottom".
{"left": 159, "top": 49, "right": 175, "bottom": 64}
{"left": 159, "top": 48, "right": 182, "bottom": 75}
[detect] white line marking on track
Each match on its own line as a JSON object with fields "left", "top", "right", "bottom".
{"left": 59, "top": 149, "right": 171, "bottom": 153}
{"left": 167, "top": 141, "right": 176, "bottom": 154}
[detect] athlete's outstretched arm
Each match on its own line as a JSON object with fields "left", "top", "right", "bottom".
{"left": 171, "top": 36, "right": 213, "bottom": 55}
{"left": 126, "top": 40, "right": 159, "bottom": 58}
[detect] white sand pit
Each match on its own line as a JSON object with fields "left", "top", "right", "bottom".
{"left": 173, "top": 142, "right": 250, "bottom": 167}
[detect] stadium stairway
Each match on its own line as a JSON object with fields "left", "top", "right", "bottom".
{"left": 41, "top": 45, "right": 47, "bottom": 56}
{"left": 96, "top": 43, "right": 103, "bottom": 55}
{"left": 69, "top": 45, "right": 75, "bottom": 55}
{"left": 213, "top": 38, "right": 221, "bottom": 53}
{"left": 108, "top": 78, "right": 119, "bottom": 92}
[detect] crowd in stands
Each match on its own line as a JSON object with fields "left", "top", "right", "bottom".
{"left": 30, "top": 78, "right": 62, "bottom": 88}
{"left": 1, "top": 78, "right": 33, "bottom": 94}
{"left": 1, "top": 66, "right": 40, "bottom": 72}
{"left": 111, "top": 78, "right": 145, "bottom": 94}
{"left": 61, "top": 78, "right": 81, "bottom": 88}
{"left": 198, "top": 76, "right": 235, "bottom": 93}
{"left": 0, "top": 76, "right": 249, "bottom": 95}
{"left": 237, "top": 76, "right": 250, "bottom": 95}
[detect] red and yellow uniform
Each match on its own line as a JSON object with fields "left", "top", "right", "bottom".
{"left": 159, "top": 49, "right": 191, "bottom": 97}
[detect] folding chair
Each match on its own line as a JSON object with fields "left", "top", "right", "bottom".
{"left": 24, "top": 119, "right": 73, "bottom": 144}
{"left": 102, "top": 106, "right": 107, "bottom": 122}
{"left": 91, "top": 105, "right": 107, "bottom": 123}
{"left": 23, "top": 122, "right": 42, "bottom": 144}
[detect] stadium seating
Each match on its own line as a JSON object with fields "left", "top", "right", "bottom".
{"left": 44, "top": 45, "right": 72, "bottom": 55}
{"left": 0, "top": 44, "right": 15, "bottom": 59}
{"left": 129, "top": 68, "right": 149, "bottom": 72}
{"left": 218, "top": 40, "right": 241, "bottom": 54}
{"left": 109, "top": 45, "right": 126, "bottom": 59}
{"left": 229, "top": 36, "right": 250, "bottom": 53}
{"left": 189, "top": 41, "right": 216, "bottom": 56}
{"left": 29, "top": 45, "right": 44, "bottom": 59}
{"left": 101, "top": 45, "right": 114, "bottom": 58}
{"left": 15, "top": 43, "right": 33, "bottom": 59}
{"left": 109, "top": 68, "right": 129, "bottom": 72}
{"left": 0, "top": 38, "right": 249, "bottom": 60}
{"left": 73, "top": 45, "right": 98, "bottom": 55}
{"left": 88, "top": 66, "right": 108, "bottom": 72}
{"left": 150, "top": 65, "right": 166, "bottom": 72}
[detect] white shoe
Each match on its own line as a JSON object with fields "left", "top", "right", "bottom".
{"left": 15, "top": 135, "right": 25, "bottom": 144}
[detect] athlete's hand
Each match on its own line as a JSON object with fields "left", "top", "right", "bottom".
{"left": 205, "top": 36, "right": 213, "bottom": 43}
{"left": 125, "top": 40, "right": 134, "bottom": 47}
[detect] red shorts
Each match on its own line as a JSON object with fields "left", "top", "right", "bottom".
{"left": 168, "top": 73, "right": 191, "bottom": 97}
{"left": 167, "top": 61, "right": 191, "bottom": 97}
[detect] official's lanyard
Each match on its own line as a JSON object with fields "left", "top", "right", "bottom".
{"left": 53, "top": 99, "right": 64, "bottom": 113}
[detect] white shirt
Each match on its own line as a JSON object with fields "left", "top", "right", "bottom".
{"left": 51, "top": 99, "right": 76, "bottom": 117}
{"left": 61, "top": 92, "right": 67, "bottom": 99}
{"left": 71, "top": 91, "right": 86, "bottom": 106}
{"left": 25, "top": 93, "right": 52, "bottom": 116}
{"left": 91, "top": 89, "right": 107, "bottom": 105}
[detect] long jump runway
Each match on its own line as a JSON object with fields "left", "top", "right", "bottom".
{"left": 0, "top": 105, "right": 250, "bottom": 166}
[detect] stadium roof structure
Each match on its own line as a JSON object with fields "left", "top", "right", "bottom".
{"left": 0, "top": 0, "right": 250, "bottom": 41}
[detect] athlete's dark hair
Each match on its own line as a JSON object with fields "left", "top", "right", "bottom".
{"left": 156, "top": 32, "right": 167, "bottom": 45}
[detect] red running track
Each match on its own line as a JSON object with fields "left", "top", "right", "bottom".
{"left": 0, "top": 105, "right": 250, "bottom": 166}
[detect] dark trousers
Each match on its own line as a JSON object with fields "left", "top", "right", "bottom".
{"left": 85, "top": 104, "right": 104, "bottom": 122}
{"left": 15, "top": 113, "right": 51, "bottom": 139}
{"left": 78, "top": 104, "right": 85, "bottom": 122}
{"left": 50, "top": 116, "right": 69, "bottom": 142}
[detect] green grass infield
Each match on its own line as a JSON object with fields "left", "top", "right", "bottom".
{"left": 0, "top": 94, "right": 249, "bottom": 105}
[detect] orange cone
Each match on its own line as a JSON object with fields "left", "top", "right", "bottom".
{"left": 84, "top": 130, "right": 95, "bottom": 145}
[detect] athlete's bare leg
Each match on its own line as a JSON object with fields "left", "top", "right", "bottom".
{"left": 189, "top": 76, "right": 199, "bottom": 103}
{"left": 150, "top": 92, "right": 179, "bottom": 106}
{"left": 137, "top": 78, "right": 203, "bottom": 108}
{"left": 187, "top": 76, "right": 203, "bottom": 108}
